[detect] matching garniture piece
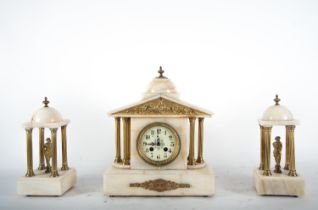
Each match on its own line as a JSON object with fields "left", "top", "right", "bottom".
{"left": 17, "top": 97, "right": 76, "bottom": 196}
{"left": 254, "top": 95, "right": 304, "bottom": 197}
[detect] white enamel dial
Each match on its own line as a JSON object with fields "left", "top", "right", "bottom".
{"left": 137, "top": 123, "right": 181, "bottom": 166}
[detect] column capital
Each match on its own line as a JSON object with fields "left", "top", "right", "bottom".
{"left": 50, "top": 127, "right": 58, "bottom": 132}
{"left": 262, "top": 126, "right": 272, "bottom": 131}
{"left": 25, "top": 127, "right": 33, "bottom": 132}
{"left": 286, "top": 125, "right": 296, "bottom": 130}
{"left": 189, "top": 117, "right": 196, "bottom": 121}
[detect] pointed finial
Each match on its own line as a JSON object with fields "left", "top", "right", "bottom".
{"left": 42, "top": 97, "right": 50, "bottom": 107}
{"left": 157, "top": 66, "right": 167, "bottom": 79}
{"left": 274, "top": 94, "right": 280, "bottom": 105}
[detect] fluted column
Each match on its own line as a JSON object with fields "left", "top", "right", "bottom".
{"left": 187, "top": 117, "right": 196, "bottom": 166}
{"left": 50, "top": 128, "right": 59, "bottom": 177}
{"left": 196, "top": 118, "right": 204, "bottom": 164}
{"left": 61, "top": 125, "right": 69, "bottom": 170}
{"left": 259, "top": 126, "right": 265, "bottom": 170}
{"left": 287, "top": 125, "right": 297, "bottom": 176}
{"left": 38, "top": 128, "right": 45, "bottom": 170}
{"left": 123, "top": 117, "right": 131, "bottom": 165}
{"left": 25, "top": 128, "right": 35, "bottom": 177}
{"left": 284, "top": 126, "right": 290, "bottom": 170}
{"left": 114, "top": 117, "right": 122, "bottom": 163}
{"left": 262, "top": 126, "right": 272, "bottom": 176}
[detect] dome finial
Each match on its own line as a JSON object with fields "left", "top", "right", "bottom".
{"left": 274, "top": 94, "right": 280, "bottom": 105}
{"left": 157, "top": 66, "right": 167, "bottom": 79}
{"left": 42, "top": 97, "right": 50, "bottom": 107}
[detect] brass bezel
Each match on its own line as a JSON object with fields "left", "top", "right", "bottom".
{"left": 137, "top": 122, "right": 181, "bottom": 167}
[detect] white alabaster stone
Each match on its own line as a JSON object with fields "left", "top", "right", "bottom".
{"left": 259, "top": 104, "right": 299, "bottom": 126}
{"left": 32, "top": 107, "right": 64, "bottom": 123}
{"left": 103, "top": 166, "right": 215, "bottom": 196}
{"left": 17, "top": 168, "right": 76, "bottom": 196}
{"left": 23, "top": 119, "right": 69, "bottom": 129}
{"left": 130, "top": 117, "right": 189, "bottom": 170}
{"left": 23, "top": 105, "right": 70, "bottom": 128}
{"left": 254, "top": 169, "right": 304, "bottom": 197}
{"left": 262, "top": 105, "right": 294, "bottom": 121}
{"left": 258, "top": 119, "right": 299, "bottom": 127}
{"left": 143, "top": 78, "right": 179, "bottom": 100}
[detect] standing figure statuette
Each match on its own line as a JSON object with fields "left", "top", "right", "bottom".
{"left": 43, "top": 138, "right": 53, "bottom": 174}
{"left": 273, "top": 136, "right": 282, "bottom": 173}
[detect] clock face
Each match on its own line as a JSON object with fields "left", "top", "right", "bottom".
{"left": 137, "top": 122, "right": 181, "bottom": 166}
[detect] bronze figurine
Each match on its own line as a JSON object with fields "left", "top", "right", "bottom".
{"left": 273, "top": 136, "right": 282, "bottom": 173}
{"left": 43, "top": 138, "right": 53, "bottom": 173}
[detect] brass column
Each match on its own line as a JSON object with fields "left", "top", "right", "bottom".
{"left": 196, "top": 118, "right": 204, "bottom": 164}
{"left": 259, "top": 126, "right": 265, "bottom": 170}
{"left": 25, "top": 128, "right": 35, "bottom": 177}
{"left": 287, "top": 125, "right": 297, "bottom": 176}
{"left": 114, "top": 117, "right": 122, "bottom": 163}
{"left": 61, "top": 125, "right": 69, "bottom": 170}
{"left": 38, "top": 128, "right": 45, "bottom": 170}
{"left": 123, "top": 117, "right": 131, "bottom": 165}
{"left": 187, "top": 117, "right": 196, "bottom": 165}
{"left": 284, "top": 126, "right": 290, "bottom": 170}
{"left": 50, "top": 128, "right": 59, "bottom": 177}
{"left": 262, "top": 126, "right": 272, "bottom": 176}
{"left": 128, "top": 118, "right": 131, "bottom": 161}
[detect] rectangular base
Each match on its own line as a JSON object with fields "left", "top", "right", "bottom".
{"left": 17, "top": 168, "right": 76, "bottom": 196}
{"left": 254, "top": 169, "right": 304, "bottom": 197}
{"left": 103, "top": 167, "right": 215, "bottom": 196}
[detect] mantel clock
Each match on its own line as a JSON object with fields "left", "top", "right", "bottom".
{"left": 104, "top": 66, "right": 215, "bottom": 196}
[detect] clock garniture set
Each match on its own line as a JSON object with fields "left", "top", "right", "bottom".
{"left": 17, "top": 66, "right": 305, "bottom": 197}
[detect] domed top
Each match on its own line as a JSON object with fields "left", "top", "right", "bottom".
{"left": 31, "top": 107, "right": 64, "bottom": 124}
{"left": 261, "top": 95, "right": 295, "bottom": 123}
{"left": 31, "top": 97, "right": 64, "bottom": 124}
{"left": 143, "top": 66, "right": 179, "bottom": 100}
{"left": 262, "top": 105, "right": 294, "bottom": 121}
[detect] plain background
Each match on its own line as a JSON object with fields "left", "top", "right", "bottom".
{"left": 1, "top": 0, "right": 318, "bottom": 209}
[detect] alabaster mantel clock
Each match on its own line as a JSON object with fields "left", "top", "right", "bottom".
{"left": 104, "top": 67, "right": 215, "bottom": 196}
{"left": 255, "top": 95, "right": 304, "bottom": 197}
{"left": 17, "top": 97, "right": 76, "bottom": 196}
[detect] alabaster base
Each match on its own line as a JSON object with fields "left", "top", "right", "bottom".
{"left": 103, "top": 166, "right": 214, "bottom": 196}
{"left": 17, "top": 168, "right": 76, "bottom": 196}
{"left": 254, "top": 169, "right": 304, "bottom": 197}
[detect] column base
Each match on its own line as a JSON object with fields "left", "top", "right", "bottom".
{"left": 61, "top": 165, "right": 70, "bottom": 171}
{"left": 37, "top": 164, "right": 45, "bottom": 170}
{"left": 254, "top": 169, "right": 304, "bottom": 197}
{"left": 25, "top": 169, "right": 35, "bottom": 177}
{"left": 17, "top": 168, "right": 76, "bottom": 196}
{"left": 103, "top": 166, "right": 215, "bottom": 196}
{"left": 195, "top": 158, "right": 204, "bottom": 165}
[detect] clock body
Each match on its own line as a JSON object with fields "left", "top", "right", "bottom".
{"left": 131, "top": 117, "right": 189, "bottom": 170}
{"left": 105, "top": 69, "right": 215, "bottom": 196}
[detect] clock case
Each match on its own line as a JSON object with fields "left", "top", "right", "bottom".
{"left": 103, "top": 68, "right": 215, "bottom": 196}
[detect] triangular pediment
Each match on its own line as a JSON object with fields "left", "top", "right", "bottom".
{"left": 110, "top": 96, "right": 212, "bottom": 117}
